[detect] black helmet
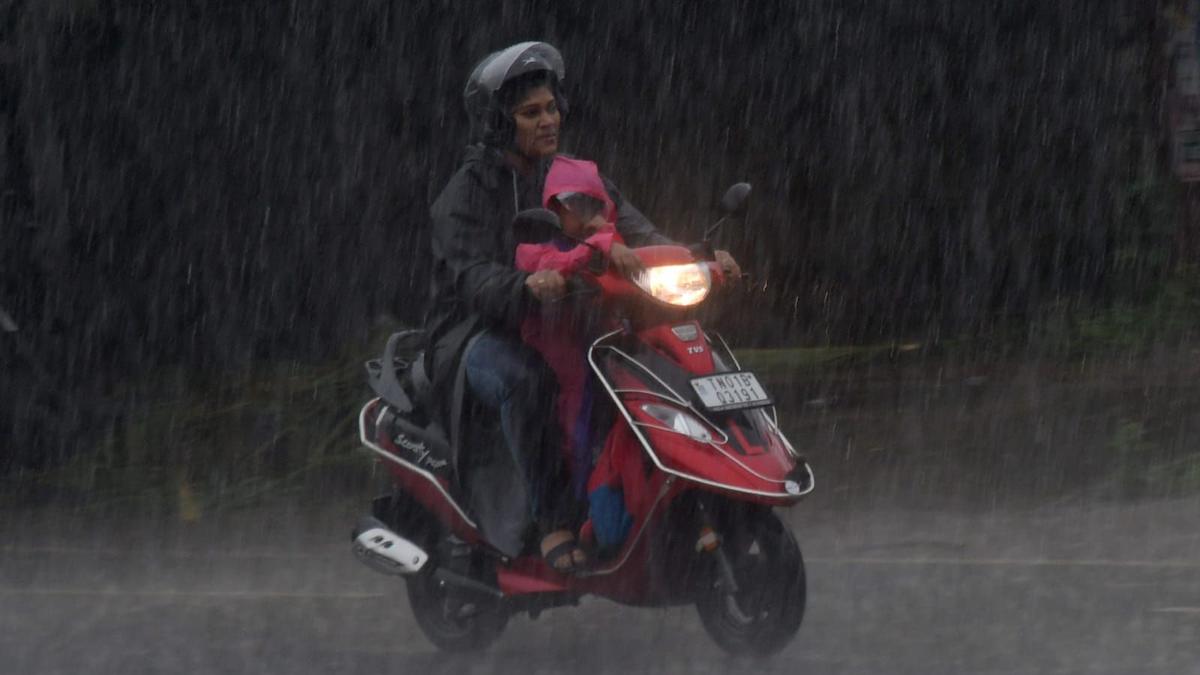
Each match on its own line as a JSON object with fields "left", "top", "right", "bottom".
{"left": 463, "top": 41, "right": 567, "bottom": 147}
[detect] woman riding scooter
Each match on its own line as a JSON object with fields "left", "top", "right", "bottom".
{"left": 424, "top": 41, "right": 740, "bottom": 571}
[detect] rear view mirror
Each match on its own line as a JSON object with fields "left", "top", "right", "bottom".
{"left": 512, "top": 208, "right": 562, "bottom": 243}
{"left": 719, "top": 183, "right": 752, "bottom": 217}
{"left": 703, "top": 182, "right": 752, "bottom": 241}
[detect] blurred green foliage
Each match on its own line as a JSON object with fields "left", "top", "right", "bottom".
{"left": 2, "top": 355, "right": 373, "bottom": 514}
{"left": 1062, "top": 264, "right": 1200, "bottom": 356}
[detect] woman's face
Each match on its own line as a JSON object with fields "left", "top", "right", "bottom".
{"left": 510, "top": 86, "right": 561, "bottom": 160}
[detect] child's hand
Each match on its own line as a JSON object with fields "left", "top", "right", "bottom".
{"left": 608, "top": 243, "right": 644, "bottom": 278}
{"left": 581, "top": 214, "right": 607, "bottom": 237}
{"left": 526, "top": 270, "right": 567, "bottom": 301}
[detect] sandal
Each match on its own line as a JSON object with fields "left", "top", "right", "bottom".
{"left": 540, "top": 529, "right": 584, "bottom": 573}
{"left": 571, "top": 546, "right": 589, "bottom": 568}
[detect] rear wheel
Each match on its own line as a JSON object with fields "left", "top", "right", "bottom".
{"left": 695, "top": 508, "right": 806, "bottom": 656}
{"left": 373, "top": 490, "right": 508, "bottom": 652}
{"left": 406, "top": 570, "right": 508, "bottom": 652}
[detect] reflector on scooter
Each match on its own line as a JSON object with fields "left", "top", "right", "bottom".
{"left": 640, "top": 403, "right": 713, "bottom": 442}
{"left": 671, "top": 323, "right": 700, "bottom": 341}
{"left": 352, "top": 518, "right": 429, "bottom": 576}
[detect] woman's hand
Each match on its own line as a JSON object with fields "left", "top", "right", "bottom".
{"left": 608, "top": 243, "right": 645, "bottom": 278}
{"left": 714, "top": 250, "right": 742, "bottom": 279}
{"left": 525, "top": 269, "right": 567, "bottom": 301}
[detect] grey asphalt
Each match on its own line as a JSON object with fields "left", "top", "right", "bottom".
{"left": 3, "top": 495, "right": 1199, "bottom": 675}
{"left": 6, "top": 356, "right": 1200, "bottom": 674}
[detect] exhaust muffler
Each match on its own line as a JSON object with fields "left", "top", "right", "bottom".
{"left": 352, "top": 516, "right": 429, "bottom": 576}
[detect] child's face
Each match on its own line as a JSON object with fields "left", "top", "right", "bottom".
{"left": 553, "top": 193, "right": 607, "bottom": 240}
{"left": 558, "top": 208, "right": 606, "bottom": 240}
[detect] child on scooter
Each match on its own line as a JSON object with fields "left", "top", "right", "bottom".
{"left": 514, "top": 156, "right": 638, "bottom": 558}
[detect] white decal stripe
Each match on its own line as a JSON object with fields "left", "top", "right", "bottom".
{"left": 357, "top": 400, "right": 478, "bottom": 529}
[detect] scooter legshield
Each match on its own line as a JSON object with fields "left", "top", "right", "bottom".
{"left": 588, "top": 333, "right": 812, "bottom": 503}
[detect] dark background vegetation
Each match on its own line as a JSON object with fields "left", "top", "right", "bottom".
{"left": 0, "top": 1, "right": 1189, "bottom": 476}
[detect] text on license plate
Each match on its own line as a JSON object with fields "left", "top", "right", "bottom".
{"left": 690, "top": 372, "right": 771, "bottom": 411}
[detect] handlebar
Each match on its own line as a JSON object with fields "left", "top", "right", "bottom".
{"left": 546, "top": 275, "right": 601, "bottom": 304}
{"left": 536, "top": 245, "right": 742, "bottom": 309}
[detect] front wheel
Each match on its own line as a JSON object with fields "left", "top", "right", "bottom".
{"left": 406, "top": 571, "right": 508, "bottom": 652}
{"left": 695, "top": 508, "right": 806, "bottom": 656}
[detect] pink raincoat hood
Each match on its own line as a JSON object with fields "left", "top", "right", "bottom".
{"left": 541, "top": 156, "right": 617, "bottom": 223}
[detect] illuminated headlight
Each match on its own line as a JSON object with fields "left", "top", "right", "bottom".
{"left": 640, "top": 403, "right": 712, "bottom": 442}
{"left": 633, "top": 263, "right": 711, "bottom": 307}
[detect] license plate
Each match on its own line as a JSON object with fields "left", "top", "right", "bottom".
{"left": 690, "top": 372, "right": 772, "bottom": 411}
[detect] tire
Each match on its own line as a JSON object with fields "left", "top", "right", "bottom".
{"left": 405, "top": 571, "right": 508, "bottom": 652}
{"left": 695, "top": 508, "right": 806, "bottom": 656}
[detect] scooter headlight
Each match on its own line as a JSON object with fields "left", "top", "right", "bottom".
{"left": 633, "top": 263, "right": 711, "bottom": 307}
{"left": 640, "top": 403, "right": 712, "bottom": 442}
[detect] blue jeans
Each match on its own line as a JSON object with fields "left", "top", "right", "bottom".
{"left": 464, "top": 331, "right": 579, "bottom": 532}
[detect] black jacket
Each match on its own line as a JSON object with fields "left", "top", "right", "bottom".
{"left": 424, "top": 144, "right": 670, "bottom": 417}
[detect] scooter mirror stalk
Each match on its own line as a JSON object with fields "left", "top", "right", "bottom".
{"left": 689, "top": 241, "right": 717, "bottom": 262}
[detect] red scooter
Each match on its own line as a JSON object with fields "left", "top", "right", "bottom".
{"left": 352, "top": 184, "right": 814, "bottom": 655}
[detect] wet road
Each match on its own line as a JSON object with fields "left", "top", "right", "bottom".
{"left": 6, "top": 355, "right": 1200, "bottom": 673}
{"left": 3, "top": 497, "right": 1199, "bottom": 675}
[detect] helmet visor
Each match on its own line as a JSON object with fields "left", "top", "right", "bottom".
{"left": 555, "top": 192, "right": 607, "bottom": 223}
{"left": 478, "top": 42, "right": 565, "bottom": 95}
